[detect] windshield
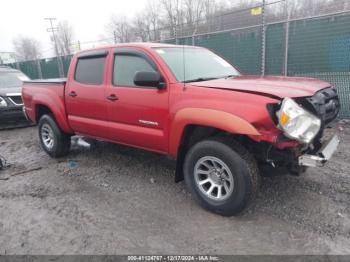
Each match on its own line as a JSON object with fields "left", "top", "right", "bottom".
{"left": 0, "top": 71, "right": 30, "bottom": 88}
{"left": 154, "top": 47, "right": 240, "bottom": 83}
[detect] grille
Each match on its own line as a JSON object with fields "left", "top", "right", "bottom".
{"left": 8, "top": 96, "right": 23, "bottom": 105}
{"left": 303, "top": 87, "right": 340, "bottom": 126}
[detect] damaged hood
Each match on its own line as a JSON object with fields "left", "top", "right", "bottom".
{"left": 190, "top": 75, "right": 331, "bottom": 99}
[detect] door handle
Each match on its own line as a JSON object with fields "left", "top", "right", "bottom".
{"left": 107, "top": 94, "right": 119, "bottom": 101}
{"left": 69, "top": 91, "right": 77, "bottom": 97}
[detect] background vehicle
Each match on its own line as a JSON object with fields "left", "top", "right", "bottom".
{"left": 22, "top": 43, "right": 340, "bottom": 216}
{"left": 0, "top": 66, "right": 30, "bottom": 123}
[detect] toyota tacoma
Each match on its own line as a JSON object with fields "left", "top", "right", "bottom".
{"left": 22, "top": 43, "right": 340, "bottom": 216}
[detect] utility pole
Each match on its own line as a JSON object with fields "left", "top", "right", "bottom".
{"left": 284, "top": 0, "right": 290, "bottom": 76}
{"left": 261, "top": 0, "right": 266, "bottom": 76}
{"left": 45, "top": 17, "right": 64, "bottom": 78}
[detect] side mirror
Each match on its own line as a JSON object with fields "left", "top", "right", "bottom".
{"left": 134, "top": 71, "right": 165, "bottom": 89}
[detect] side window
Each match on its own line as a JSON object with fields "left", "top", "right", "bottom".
{"left": 113, "top": 54, "right": 156, "bottom": 87}
{"left": 75, "top": 56, "right": 106, "bottom": 85}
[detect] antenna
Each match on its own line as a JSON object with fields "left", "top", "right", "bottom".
{"left": 182, "top": 43, "right": 186, "bottom": 91}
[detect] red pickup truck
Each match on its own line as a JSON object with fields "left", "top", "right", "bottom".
{"left": 22, "top": 43, "right": 340, "bottom": 216}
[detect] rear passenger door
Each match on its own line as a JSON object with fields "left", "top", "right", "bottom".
{"left": 65, "top": 50, "right": 109, "bottom": 137}
{"left": 105, "top": 48, "right": 169, "bottom": 153}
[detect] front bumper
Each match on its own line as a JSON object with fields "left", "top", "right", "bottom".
{"left": 0, "top": 106, "right": 26, "bottom": 121}
{"left": 298, "top": 134, "right": 340, "bottom": 167}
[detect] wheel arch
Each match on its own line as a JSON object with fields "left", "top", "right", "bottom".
{"left": 171, "top": 108, "right": 261, "bottom": 182}
{"left": 34, "top": 102, "right": 73, "bottom": 134}
{"left": 36, "top": 104, "right": 53, "bottom": 121}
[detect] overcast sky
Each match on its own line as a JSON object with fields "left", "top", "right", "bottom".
{"left": 0, "top": 0, "right": 148, "bottom": 56}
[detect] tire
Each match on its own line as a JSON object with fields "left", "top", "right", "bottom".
{"left": 38, "top": 114, "right": 71, "bottom": 158}
{"left": 183, "top": 137, "right": 260, "bottom": 216}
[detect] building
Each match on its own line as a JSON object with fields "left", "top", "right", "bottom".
{"left": 0, "top": 52, "right": 16, "bottom": 64}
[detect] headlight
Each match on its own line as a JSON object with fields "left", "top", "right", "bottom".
{"left": 0, "top": 97, "right": 7, "bottom": 107}
{"left": 277, "top": 98, "right": 321, "bottom": 144}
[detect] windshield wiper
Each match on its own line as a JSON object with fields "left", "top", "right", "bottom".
{"left": 183, "top": 77, "right": 219, "bottom": 83}
{"left": 224, "top": 74, "right": 236, "bottom": 79}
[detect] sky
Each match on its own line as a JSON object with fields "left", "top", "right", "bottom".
{"left": 0, "top": 0, "right": 148, "bottom": 56}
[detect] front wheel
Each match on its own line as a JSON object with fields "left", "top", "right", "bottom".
{"left": 38, "top": 114, "right": 71, "bottom": 158}
{"left": 183, "top": 137, "right": 260, "bottom": 216}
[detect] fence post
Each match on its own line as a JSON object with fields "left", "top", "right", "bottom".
{"left": 284, "top": 0, "right": 290, "bottom": 76}
{"left": 57, "top": 56, "right": 64, "bottom": 78}
{"left": 36, "top": 59, "right": 43, "bottom": 79}
{"left": 261, "top": 0, "right": 266, "bottom": 76}
{"left": 174, "top": 23, "right": 179, "bottom": 45}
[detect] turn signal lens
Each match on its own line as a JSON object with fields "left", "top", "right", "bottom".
{"left": 280, "top": 112, "right": 290, "bottom": 126}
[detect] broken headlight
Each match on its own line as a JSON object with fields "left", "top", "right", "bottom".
{"left": 277, "top": 98, "right": 321, "bottom": 144}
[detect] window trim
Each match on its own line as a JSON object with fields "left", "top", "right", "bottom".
{"left": 74, "top": 51, "right": 108, "bottom": 86}
{"left": 112, "top": 48, "right": 164, "bottom": 89}
{"left": 78, "top": 50, "right": 109, "bottom": 59}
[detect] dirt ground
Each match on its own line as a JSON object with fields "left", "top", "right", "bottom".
{"left": 0, "top": 121, "right": 349, "bottom": 255}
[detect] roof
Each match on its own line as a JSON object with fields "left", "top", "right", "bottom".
{"left": 76, "top": 42, "right": 201, "bottom": 55}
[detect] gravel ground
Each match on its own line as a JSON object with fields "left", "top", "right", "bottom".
{"left": 0, "top": 121, "right": 349, "bottom": 255}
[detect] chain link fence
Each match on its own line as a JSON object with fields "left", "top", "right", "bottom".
{"left": 7, "top": 55, "right": 72, "bottom": 79}
{"left": 5, "top": 0, "right": 350, "bottom": 117}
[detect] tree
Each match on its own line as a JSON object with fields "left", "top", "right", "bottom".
{"left": 183, "top": 0, "right": 205, "bottom": 35}
{"left": 57, "top": 21, "right": 74, "bottom": 56}
{"left": 202, "top": 0, "right": 226, "bottom": 32}
{"left": 285, "top": 0, "right": 340, "bottom": 18}
{"left": 13, "top": 36, "right": 42, "bottom": 62}
{"left": 107, "top": 15, "right": 135, "bottom": 43}
{"left": 144, "top": 0, "right": 162, "bottom": 41}
{"left": 160, "top": 0, "right": 184, "bottom": 38}
{"left": 133, "top": 11, "right": 151, "bottom": 42}
{"left": 133, "top": 0, "right": 163, "bottom": 42}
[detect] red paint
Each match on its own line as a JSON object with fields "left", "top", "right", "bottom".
{"left": 22, "top": 43, "right": 332, "bottom": 158}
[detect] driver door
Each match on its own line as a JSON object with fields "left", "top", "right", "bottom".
{"left": 105, "top": 48, "right": 169, "bottom": 153}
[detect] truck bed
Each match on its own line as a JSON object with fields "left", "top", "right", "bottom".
{"left": 22, "top": 78, "right": 71, "bottom": 133}
{"left": 24, "top": 78, "right": 67, "bottom": 84}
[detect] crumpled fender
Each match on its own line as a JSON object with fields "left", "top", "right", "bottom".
{"left": 169, "top": 108, "right": 260, "bottom": 157}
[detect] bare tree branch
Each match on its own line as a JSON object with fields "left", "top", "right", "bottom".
{"left": 57, "top": 21, "right": 74, "bottom": 56}
{"left": 13, "top": 36, "right": 42, "bottom": 62}
{"left": 107, "top": 15, "right": 136, "bottom": 43}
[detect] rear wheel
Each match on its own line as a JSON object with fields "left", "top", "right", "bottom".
{"left": 183, "top": 137, "right": 259, "bottom": 216}
{"left": 38, "top": 114, "right": 71, "bottom": 158}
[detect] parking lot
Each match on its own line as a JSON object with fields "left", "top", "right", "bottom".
{"left": 0, "top": 122, "right": 349, "bottom": 255}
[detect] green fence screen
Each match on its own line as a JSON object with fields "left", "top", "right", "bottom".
{"left": 5, "top": 13, "right": 350, "bottom": 117}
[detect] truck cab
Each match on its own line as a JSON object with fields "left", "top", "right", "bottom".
{"left": 22, "top": 43, "right": 340, "bottom": 216}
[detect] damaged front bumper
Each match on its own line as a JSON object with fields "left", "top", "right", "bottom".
{"left": 298, "top": 134, "right": 340, "bottom": 167}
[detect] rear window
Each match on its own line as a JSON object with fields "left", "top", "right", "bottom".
{"left": 0, "top": 71, "right": 30, "bottom": 88}
{"left": 75, "top": 56, "right": 106, "bottom": 85}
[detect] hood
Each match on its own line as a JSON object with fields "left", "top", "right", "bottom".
{"left": 190, "top": 75, "right": 331, "bottom": 99}
{"left": 0, "top": 86, "right": 22, "bottom": 96}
